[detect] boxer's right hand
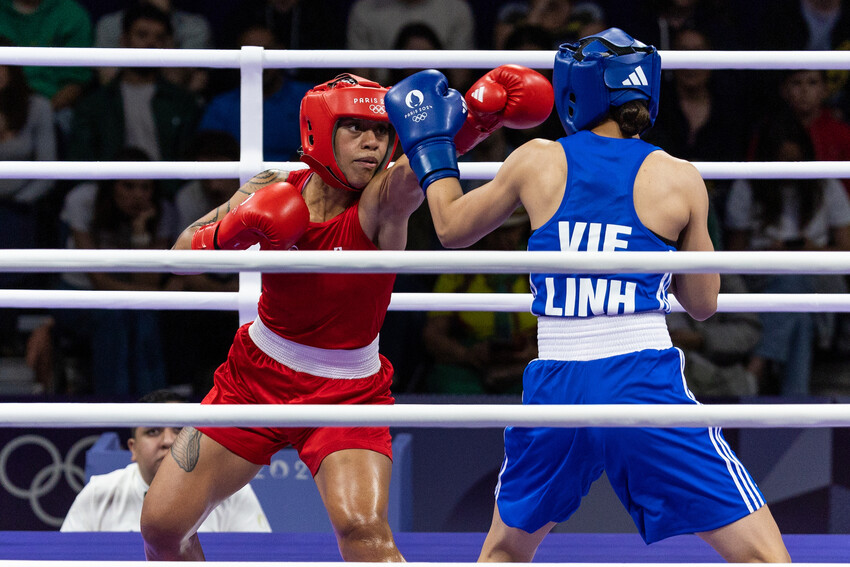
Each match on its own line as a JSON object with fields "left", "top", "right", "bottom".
{"left": 385, "top": 69, "right": 467, "bottom": 191}
{"left": 191, "top": 182, "right": 310, "bottom": 251}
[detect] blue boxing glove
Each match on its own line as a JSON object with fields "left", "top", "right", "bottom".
{"left": 385, "top": 70, "right": 467, "bottom": 191}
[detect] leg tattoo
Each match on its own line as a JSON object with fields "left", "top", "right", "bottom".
{"left": 171, "top": 427, "right": 202, "bottom": 472}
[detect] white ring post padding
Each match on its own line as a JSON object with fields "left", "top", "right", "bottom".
{"left": 1, "top": 403, "right": 849, "bottom": 429}
{"left": 5, "top": 45, "right": 850, "bottom": 70}
{"left": 0, "top": 290, "right": 849, "bottom": 313}
{"left": 237, "top": 45, "right": 266, "bottom": 326}
{"left": 0, "top": 249, "right": 849, "bottom": 274}
{"left": 2, "top": 161, "right": 850, "bottom": 180}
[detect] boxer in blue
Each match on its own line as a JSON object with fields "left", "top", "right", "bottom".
{"left": 385, "top": 28, "right": 790, "bottom": 563}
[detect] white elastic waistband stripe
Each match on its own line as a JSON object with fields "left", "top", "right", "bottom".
{"left": 248, "top": 318, "right": 381, "bottom": 379}
{"left": 537, "top": 312, "right": 672, "bottom": 361}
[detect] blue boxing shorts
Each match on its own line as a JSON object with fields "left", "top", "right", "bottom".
{"left": 495, "top": 347, "right": 764, "bottom": 544}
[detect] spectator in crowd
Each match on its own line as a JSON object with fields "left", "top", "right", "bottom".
{"left": 165, "top": 131, "right": 240, "bottom": 395}
{"left": 61, "top": 389, "right": 271, "bottom": 532}
{"left": 780, "top": 69, "right": 850, "bottom": 196}
{"left": 422, "top": 212, "right": 536, "bottom": 394}
{"left": 0, "top": 37, "right": 57, "bottom": 207}
{"left": 500, "top": 24, "right": 563, "bottom": 151}
{"left": 197, "top": 24, "right": 311, "bottom": 161}
{"left": 0, "top": 37, "right": 59, "bottom": 355}
{"left": 93, "top": 0, "right": 212, "bottom": 94}
{"left": 56, "top": 147, "right": 178, "bottom": 397}
{"left": 631, "top": 0, "right": 742, "bottom": 51}
{"left": 0, "top": 0, "right": 93, "bottom": 116}
{"left": 641, "top": 25, "right": 747, "bottom": 230}
{"left": 493, "top": 0, "right": 606, "bottom": 49}
{"left": 387, "top": 22, "right": 445, "bottom": 88}
{"left": 725, "top": 117, "right": 850, "bottom": 396}
{"left": 667, "top": 274, "right": 761, "bottom": 398}
{"left": 221, "top": 0, "right": 348, "bottom": 83}
{"left": 67, "top": 2, "right": 200, "bottom": 196}
{"left": 0, "top": 36, "right": 58, "bottom": 263}
{"left": 346, "top": 0, "right": 475, "bottom": 87}
{"left": 643, "top": 26, "right": 747, "bottom": 163}
{"left": 173, "top": 130, "right": 240, "bottom": 229}
{"left": 759, "top": 0, "right": 850, "bottom": 51}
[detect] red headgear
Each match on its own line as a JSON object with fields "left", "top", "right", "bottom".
{"left": 299, "top": 74, "right": 398, "bottom": 191}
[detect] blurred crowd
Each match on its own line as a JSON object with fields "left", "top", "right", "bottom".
{"left": 2, "top": 0, "right": 850, "bottom": 400}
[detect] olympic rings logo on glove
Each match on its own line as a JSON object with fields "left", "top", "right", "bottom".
{"left": 412, "top": 112, "right": 429, "bottom": 123}
{"left": 369, "top": 104, "right": 385, "bottom": 114}
{"left": 0, "top": 434, "right": 99, "bottom": 527}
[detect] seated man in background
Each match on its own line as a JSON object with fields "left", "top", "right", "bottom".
{"left": 61, "top": 390, "right": 271, "bottom": 532}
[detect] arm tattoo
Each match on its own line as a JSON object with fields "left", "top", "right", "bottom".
{"left": 189, "top": 218, "right": 217, "bottom": 230}
{"left": 171, "top": 427, "right": 202, "bottom": 473}
{"left": 246, "top": 169, "right": 286, "bottom": 187}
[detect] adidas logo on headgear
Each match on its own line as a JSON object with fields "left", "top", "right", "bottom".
{"left": 621, "top": 66, "right": 649, "bottom": 86}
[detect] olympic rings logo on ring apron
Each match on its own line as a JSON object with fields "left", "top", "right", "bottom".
{"left": 0, "top": 434, "right": 99, "bottom": 526}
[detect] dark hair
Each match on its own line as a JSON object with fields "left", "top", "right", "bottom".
{"left": 672, "top": 24, "right": 713, "bottom": 50}
{"left": 187, "top": 130, "right": 240, "bottom": 161}
{"left": 139, "top": 389, "right": 187, "bottom": 404}
{"left": 503, "top": 24, "right": 555, "bottom": 51}
{"left": 122, "top": 1, "right": 173, "bottom": 36}
{"left": 751, "top": 116, "right": 823, "bottom": 229}
{"left": 130, "top": 389, "right": 187, "bottom": 438}
{"left": 780, "top": 68, "right": 827, "bottom": 85}
{"left": 91, "top": 147, "right": 160, "bottom": 243}
{"left": 389, "top": 23, "right": 444, "bottom": 86}
{"left": 0, "top": 37, "right": 31, "bottom": 132}
{"left": 611, "top": 100, "right": 652, "bottom": 137}
{"left": 392, "top": 22, "right": 443, "bottom": 51}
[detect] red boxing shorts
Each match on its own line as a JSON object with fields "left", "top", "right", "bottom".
{"left": 199, "top": 323, "right": 394, "bottom": 475}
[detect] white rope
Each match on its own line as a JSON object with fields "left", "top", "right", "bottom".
{"left": 0, "top": 249, "right": 849, "bottom": 275}
{"left": 1, "top": 403, "right": 849, "bottom": 429}
{"left": 2, "top": 160, "right": 849, "bottom": 181}
{"left": 0, "top": 289, "right": 848, "bottom": 313}
{"left": 5, "top": 46, "right": 850, "bottom": 70}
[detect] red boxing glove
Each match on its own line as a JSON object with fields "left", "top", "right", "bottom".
{"left": 191, "top": 182, "right": 310, "bottom": 251}
{"left": 454, "top": 64, "right": 555, "bottom": 156}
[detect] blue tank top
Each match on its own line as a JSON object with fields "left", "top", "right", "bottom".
{"left": 529, "top": 130, "right": 675, "bottom": 318}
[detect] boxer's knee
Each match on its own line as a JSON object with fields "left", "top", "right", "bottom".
{"left": 332, "top": 510, "right": 400, "bottom": 561}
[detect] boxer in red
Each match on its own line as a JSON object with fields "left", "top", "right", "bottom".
{"left": 140, "top": 68, "right": 553, "bottom": 561}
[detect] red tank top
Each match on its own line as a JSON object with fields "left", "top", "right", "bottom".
{"left": 257, "top": 169, "right": 396, "bottom": 349}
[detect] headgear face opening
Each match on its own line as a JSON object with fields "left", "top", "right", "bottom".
{"left": 299, "top": 74, "right": 398, "bottom": 191}
{"left": 553, "top": 28, "right": 661, "bottom": 135}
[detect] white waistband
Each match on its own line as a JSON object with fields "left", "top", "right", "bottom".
{"left": 248, "top": 318, "right": 381, "bottom": 379}
{"left": 537, "top": 312, "right": 672, "bottom": 361}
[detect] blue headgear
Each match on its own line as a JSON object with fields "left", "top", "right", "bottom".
{"left": 553, "top": 28, "right": 661, "bottom": 135}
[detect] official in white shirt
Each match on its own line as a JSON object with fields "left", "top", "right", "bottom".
{"left": 61, "top": 391, "right": 271, "bottom": 532}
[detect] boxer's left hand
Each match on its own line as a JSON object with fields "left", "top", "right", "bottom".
{"left": 386, "top": 69, "right": 467, "bottom": 191}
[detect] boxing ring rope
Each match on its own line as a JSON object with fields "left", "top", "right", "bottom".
{"left": 1, "top": 402, "right": 850, "bottom": 429}
{"left": 0, "top": 249, "right": 848, "bottom": 275}
{"left": 3, "top": 160, "right": 850, "bottom": 181}
{"left": 5, "top": 45, "right": 850, "bottom": 69}
{"left": 0, "top": 289, "right": 849, "bottom": 313}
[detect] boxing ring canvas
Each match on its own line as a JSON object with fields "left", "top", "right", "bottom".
{"left": 0, "top": 532, "right": 848, "bottom": 562}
